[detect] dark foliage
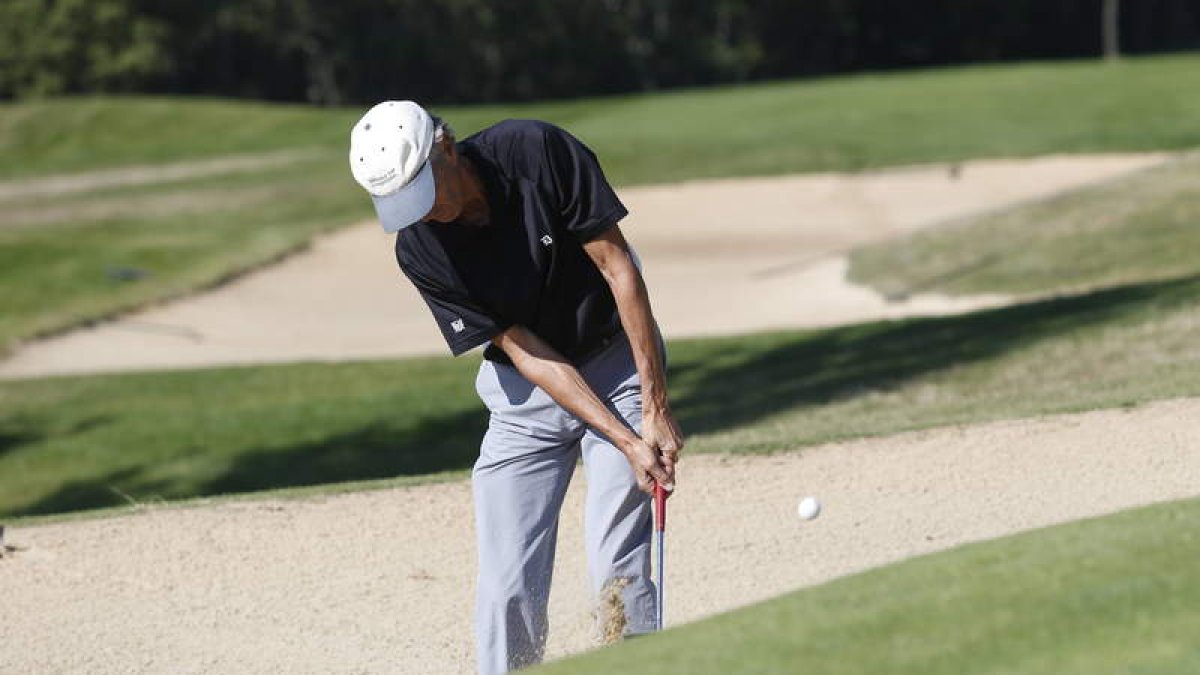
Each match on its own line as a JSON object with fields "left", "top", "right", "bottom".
{"left": 2, "top": 1, "right": 1199, "bottom": 105}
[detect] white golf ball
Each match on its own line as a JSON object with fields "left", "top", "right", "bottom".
{"left": 797, "top": 496, "right": 821, "bottom": 521}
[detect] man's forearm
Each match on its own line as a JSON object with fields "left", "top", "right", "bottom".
{"left": 495, "top": 327, "right": 639, "bottom": 449}
{"left": 496, "top": 325, "right": 673, "bottom": 492}
{"left": 580, "top": 227, "right": 671, "bottom": 414}
{"left": 607, "top": 264, "right": 669, "bottom": 413}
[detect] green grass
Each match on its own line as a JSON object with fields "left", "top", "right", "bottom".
{"left": 0, "top": 152, "right": 367, "bottom": 349}
{"left": 533, "top": 497, "right": 1200, "bottom": 674}
{"left": 3, "top": 54, "right": 1200, "bottom": 350}
{"left": 3, "top": 54, "right": 1200, "bottom": 183}
{"left": 0, "top": 98, "right": 347, "bottom": 179}
{"left": 5, "top": 269, "right": 1200, "bottom": 519}
{"left": 0, "top": 354, "right": 482, "bottom": 519}
{"left": 849, "top": 153, "right": 1200, "bottom": 299}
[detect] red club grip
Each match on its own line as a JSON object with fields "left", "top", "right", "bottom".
{"left": 654, "top": 482, "right": 670, "bottom": 531}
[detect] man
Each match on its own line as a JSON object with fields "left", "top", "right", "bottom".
{"left": 348, "top": 101, "right": 683, "bottom": 674}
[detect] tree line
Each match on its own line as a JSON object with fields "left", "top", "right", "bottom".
{"left": 1, "top": 0, "right": 1198, "bottom": 105}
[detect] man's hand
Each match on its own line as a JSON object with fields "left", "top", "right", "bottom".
{"left": 642, "top": 406, "right": 684, "bottom": 476}
{"left": 495, "top": 325, "right": 675, "bottom": 496}
{"left": 622, "top": 435, "right": 675, "bottom": 495}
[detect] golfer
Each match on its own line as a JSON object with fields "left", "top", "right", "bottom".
{"left": 348, "top": 101, "right": 682, "bottom": 674}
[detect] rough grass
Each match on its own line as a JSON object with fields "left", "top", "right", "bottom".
{"left": 848, "top": 153, "right": 1200, "bottom": 299}
{"left": 3, "top": 54, "right": 1200, "bottom": 350}
{"left": 4, "top": 270, "right": 1200, "bottom": 519}
{"left": 533, "top": 497, "right": 1200, "bottom": 675}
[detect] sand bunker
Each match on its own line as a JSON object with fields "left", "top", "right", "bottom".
{"left": 0, "top": 153, "right": 1165, "bottom": 379}
{"left": 3, "top": 397, "right": 1197, "bottom": 673}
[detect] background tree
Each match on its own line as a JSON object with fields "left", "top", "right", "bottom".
{"left": 2, "top": 0, "right": 1198, "bottom": 104}
{"left": 0, "top": 0, "right": 170, "bottom": 99}
{"left": 1104, "top": 0, "right": 1121, "bottom": 59}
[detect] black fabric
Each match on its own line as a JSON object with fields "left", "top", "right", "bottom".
{"left": 394, "top": 119, "right": 628, "bottom": 364}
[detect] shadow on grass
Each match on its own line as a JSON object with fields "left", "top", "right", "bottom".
{"left": 0, "top": 415, "right": 108, "bottom": 459}
{"left": 199, "top": 410, "right": 487, "bottom": 496}
{"left": 12, "top": 274, "right": 1200, "bottom": 518}
{"left": 667, "top": 274, "right": 1200, "bottom": 439}
{"left": 0, "top": 428, "right": 41, "bottom": 458}
{"left": 11, "top": 408, "right": 487, "bottom": 517}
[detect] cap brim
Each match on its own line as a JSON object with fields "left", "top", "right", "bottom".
{"left": 372, "top": 160, "right": 436, "bottom": 233}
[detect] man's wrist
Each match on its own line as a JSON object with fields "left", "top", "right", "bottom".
{"left": 642, "top": 398, "right": 671, "bottom": 416}
{"left": 609, "top": 426, "right": 641, "bottom": 453}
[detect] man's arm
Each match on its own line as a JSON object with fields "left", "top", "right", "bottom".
{"left": 582, "top": 225, "right": 684, "bottom": 473}
{"left": 492, "top": 326, "right": 673, "bottom": 494}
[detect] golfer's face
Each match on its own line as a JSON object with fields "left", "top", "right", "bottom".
{"left": 423, "top": 139, "right": 464, "bottom": 223}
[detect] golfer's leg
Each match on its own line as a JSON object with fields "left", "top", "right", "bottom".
{"left": 473, "top": 361, "right": 582, "bottom": 675}
{"left": 580, "top": 367, "right": 657, "bottom": 636}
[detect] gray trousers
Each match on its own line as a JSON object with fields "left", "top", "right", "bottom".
{"left": 472, "top": 333, "right": 657, "bottom": 675}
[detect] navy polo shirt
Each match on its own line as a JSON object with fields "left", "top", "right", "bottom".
{"left": 394, "top": 120, "right": 628, "bottom": 365}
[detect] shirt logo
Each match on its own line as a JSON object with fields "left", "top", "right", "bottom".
{"left": 450, "top": 318, "right": 465, "bottom": 333}
{"left": 540, "top": 235, "right": 553, "bottom": 246}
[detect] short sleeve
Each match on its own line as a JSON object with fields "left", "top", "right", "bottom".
{"left": 541, "top": 124, "right": 628, "bottom": 242}
{"left": 395, "top": 238, "right": 508, "bottom": 356}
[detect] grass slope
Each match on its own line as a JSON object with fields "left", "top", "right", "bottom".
{"left": 2, "top": 54, "right": 1200, "bottom": 349}
{"left": 4, "top": 270, "right": 1200, "bottom": 519}
{"left": 0, "top": 155, "right": 366, "bottom": 350}
{"left": 0, "top": 98, "right": 347, "bottom": 179}
{"left": 2, "top": 54, "right": 1200, "bottom": 183}
{"left": 534, "top": 497, "right": 1200, "bottom": 675}
{"left": 849, "top": 153, "right": 1200, "bottom": 299}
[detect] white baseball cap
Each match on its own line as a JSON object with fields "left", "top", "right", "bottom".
{"left": 349, "top": 100, "right": 438, "bottom": 232}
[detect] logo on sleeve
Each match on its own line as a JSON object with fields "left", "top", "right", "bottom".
{"left": 450, "top": 318, "right": 466, "bottom": 333}
{"left": 540, "top": 234, "right": 553, "bottom": 246}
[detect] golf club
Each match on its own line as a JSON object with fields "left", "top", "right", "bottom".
{"left": 654, "top": 481, "right": 671, "bottom": 631}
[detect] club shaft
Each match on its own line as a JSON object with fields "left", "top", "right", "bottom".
{"left": 656, "top": 529, "right": 665, "bottom": 630}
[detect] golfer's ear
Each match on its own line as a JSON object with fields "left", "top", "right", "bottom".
{"left": 437, "top": 126, "right": 457, "bottom": 153}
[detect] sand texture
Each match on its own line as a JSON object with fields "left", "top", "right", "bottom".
{"left": 3, "top": 398, "right": 1198, "bottom": 674}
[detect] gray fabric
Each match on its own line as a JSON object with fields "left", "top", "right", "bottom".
{"left": 471, "top": 333, "right": 657, "bottom": 675}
